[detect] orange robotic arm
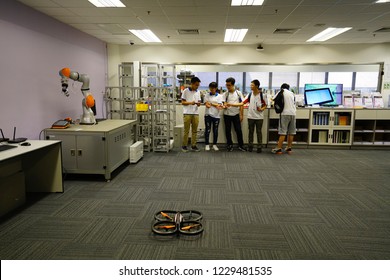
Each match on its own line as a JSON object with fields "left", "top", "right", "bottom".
{"left": 59, "top": 67, "right": 96, "bottom": 124}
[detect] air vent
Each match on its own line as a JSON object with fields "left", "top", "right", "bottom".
{"left": 374, "top": 27, "right": 390, "bottom": 33}
{"left": 273, "top": 28, "right": 300, "bottom": 34}
{"left": 177, "top": 29, "right": 199, "bottom": 35}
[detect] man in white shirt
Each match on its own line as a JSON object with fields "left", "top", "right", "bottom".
{"left": 223, "top": 77, "right": 246, "bottom": 152}
{"left": 272, "top": 83, "right": 297, "bottom": 154}
{"left": 241, "top": 79, "right": 267, "bottom": 153}
{"left": 204, "top": 82, "right": 223, "bottom": 151}
{"left": 181, "top": 77, "right": 202, "bottom": 152}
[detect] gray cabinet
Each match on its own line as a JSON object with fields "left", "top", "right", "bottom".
{"left": 45, "top": 120, "right": 136, "bottom": 181}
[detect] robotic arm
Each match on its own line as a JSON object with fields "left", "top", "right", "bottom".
{"left": 59, "top": 67, "right": 96, "bottom": 125}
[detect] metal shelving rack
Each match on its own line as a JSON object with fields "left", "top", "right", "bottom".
{"left": 105, "top": 63, "right": 177, "bottom": 152}
{"left": 151, "top": 64, "right": 176, "bottom": 152}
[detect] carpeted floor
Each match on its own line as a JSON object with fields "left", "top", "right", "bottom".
{"left": 0, "top": 147, "right": 389, "bottom": 259}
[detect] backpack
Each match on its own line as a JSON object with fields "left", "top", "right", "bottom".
{"left": 226, "top": 90, "right": 242, "bottom": 103}
{"left": 247, "top": 91, "right": 265, "bottom": 106}
{"left": 273, "top": 90, "right": 284, "bottom": 114}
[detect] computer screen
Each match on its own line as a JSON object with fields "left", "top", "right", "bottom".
{"left": 304, "top": 84, "right": 343, "bottom": 106}
{"left": 304, "top": 88, "right": 334, "bottom": 106}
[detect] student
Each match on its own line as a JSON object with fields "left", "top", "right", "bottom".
{"left": 223, "top": 77, "right": 246, "bottom": 152}
{"left": 241, "top": 79, "right": 267, "bottom": 153}
{"left": 204, "top": 82, "right": 223, "bottom": 151}
{"left": 272, "top": 83, "right": 296, "bottom": 154}
{"left": 181, "top": 77, "right": 202, "bottom": 152}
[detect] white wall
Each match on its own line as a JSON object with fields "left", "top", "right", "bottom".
{"left": 107, "top": 43, "right": 390, "bottom": 105}
{"left": 0, "top": 0, "right": 107, "bottom": 140}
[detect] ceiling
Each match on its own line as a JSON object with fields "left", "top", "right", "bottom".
{"left": 17, "top": 0, "right": 390, "bottom": 45}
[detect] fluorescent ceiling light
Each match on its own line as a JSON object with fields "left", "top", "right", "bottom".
{"left": 129, "top": 29, "right": 162, "bottom": 43}
{"left": 307, "top": 27, "right": 352, "bottom": 42}
{"left": 375, "top": 0, "right": 390, "bottom": 3}
{"left": 224, "top": 29, "right": 248, "bottom": 42}
{"left": 231, "top": 0, "right": 264, "bottom": 6}
{"left": 88, "top": 0, "right": 125, "bottom": 7}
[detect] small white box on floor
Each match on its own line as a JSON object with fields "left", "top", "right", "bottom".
{"left": 129, "top": 141, "right": 143, "bottom": 163}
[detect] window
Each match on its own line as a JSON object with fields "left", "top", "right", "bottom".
{"left": 218, "top": 72, "right": 244, "bottom": 91}
{"left": 355, "top": 72, "right": 379, "bottom": 93}
{"left": 196, "top": 72, "right": 217, "bottom": 91}
{"left": 299, "top": 72, "right": 326, "bottom": 93}
{"left": 245, "top": 72, "right": 269, "bottom": 94}
{"left": 328, "top": 72, "right": 353, "bottom": 90}
{"left": 271, "top": 72, "right": 298, "bottom": 92}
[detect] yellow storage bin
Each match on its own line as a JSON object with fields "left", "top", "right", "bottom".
{"left": 136, "top": 103, "right": 149, "bottom": 112}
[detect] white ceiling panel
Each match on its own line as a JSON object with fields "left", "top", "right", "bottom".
{"left": 15, "top": 0, "right": 390, "bottom": 45}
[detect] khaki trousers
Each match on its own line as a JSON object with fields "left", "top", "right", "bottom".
{"left": 182, "top": 114, "right": 199, "bottom": 147}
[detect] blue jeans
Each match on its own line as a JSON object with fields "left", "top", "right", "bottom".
{"left": 204, "top": 115, "right": 220, "bottom": 145}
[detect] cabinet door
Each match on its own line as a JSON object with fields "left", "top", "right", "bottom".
{"left": 58, "top": 134, "right": 78, "bottom": 170}
{"left": 76, "top": 135, "right": 106, "bottom": 171}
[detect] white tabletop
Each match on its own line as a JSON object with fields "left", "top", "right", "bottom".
{"left": 0, "top": 140, "right": 61, "bottom": 162}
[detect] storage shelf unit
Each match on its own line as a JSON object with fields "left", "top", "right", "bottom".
{"left": 309, "top": 109, "right": 353, "bottom": 146}
{"left": 353, "top": 109, "right": 390, "bottom": 146}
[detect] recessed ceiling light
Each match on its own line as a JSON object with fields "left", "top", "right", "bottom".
{"left": 307, "top": 27, "right": 352, "bottom": 42}
{"left": 231, "top": 0, "right": 264, "bottom": 6}
{"left": 224, "top": 29, "right": 248, "bottom": 42}
{"left": 129, "top": 29, "right": 162, "bottom": 43}
{"left": 375, "top": 0, "right": 390, "bottom": 3}
{"left": 88, "top": 0, "right": 125, "bottom": 7}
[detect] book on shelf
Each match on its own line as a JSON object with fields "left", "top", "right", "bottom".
{"left": 319, "top": 131, "right": 328, "bottom": 143}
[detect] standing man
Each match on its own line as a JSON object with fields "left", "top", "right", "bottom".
{"left": 242, "top": 79, "right": 267, "bottom": 153}
{"left": 204, "top": 82, "right": 223, "bottom": 151}
{"left": 181, "top": 76, "right": 202, "bottom": 152}
{"left": 272, "top": 83, "right": 296, "bottom": 154}
{"left": 223, "top": 77, "right": 246, "bottom": 152}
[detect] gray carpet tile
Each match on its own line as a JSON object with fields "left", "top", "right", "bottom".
{"left": 294, "top": 181, "right": 331, "bottom": 194}
{"left": 119, "top": 244, "right": 177, "bottom": 260}
{"left": 270, "top": 206, "right": 326, "bottom": 225}
{"left": 0, "top": 240, "right": 63, "bottom": 259}
{"left": 53, "top": 199, "right": 106, "bottom": 218}
{"left": 175, "top": 248, "right": 236, "bottom": 260}
{"left": 75, "top": 217, "right": 134, "bottom": 244}
{"left": 1, "top": 148, "right": 390, "bottom": 260}
{"left": 234, "top": 248, "right": 294, "bottom": 260}
{"left": 232, "top": 205, "right": 275, "bottom": 224}
{"left": 17, "top": 217, "right": 91, "bottom": 241}
{"left": 231, "top": 224, "right": 290, "bottom": 250}
{"left": 54, "top": 242, "right": 124, "bottom": 259}
{"left": 190, "top": 189, "right": 227, "bottom": 205}
{"left": 315, "top": 206, "right": 370, "bottom": 229}
{"left": 280, "top": 224, "right": 346, "bottom": 255}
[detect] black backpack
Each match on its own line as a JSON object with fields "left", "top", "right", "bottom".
{"left": 273, "top": 90, "right": 284, "bottom": 114}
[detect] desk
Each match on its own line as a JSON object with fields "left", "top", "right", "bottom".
{"left": 0, "top": 140, "right": 63, "bottom": 216}
{"left": 44, "top": 119, "right": 136, "bottom": 181}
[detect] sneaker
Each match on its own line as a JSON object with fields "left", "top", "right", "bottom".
{"left": 212, "top": 145, "right": 219, "bottom": 151}
{"left": 248, "top": 145, "right": 253, "bottom": 152}
{"left": 205, "top": 145, "right": 210, "bottom": 151}
{"left": 181, "top": 146, "right": 188, "bottom": 152}
{"left": 227, "top": 145, "right": 233, "bottom": 152}
{"left": 238, "top": 146, "right": 247, "bottom": 152}
{"left": 271, "top": 148, "right": 283, "bottom": 154}
{"left": 257, "top": 148, "right": 262, "bottom": 153}
{"left": 191, "top": 146, "right": 200, "bottom": 152}
{"left": 285, "top": 147, "right": 292, "bottom": 154}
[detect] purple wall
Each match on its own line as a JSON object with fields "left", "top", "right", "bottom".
{"left": 0, "top": 0, "right": 107, "bottom": 140}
